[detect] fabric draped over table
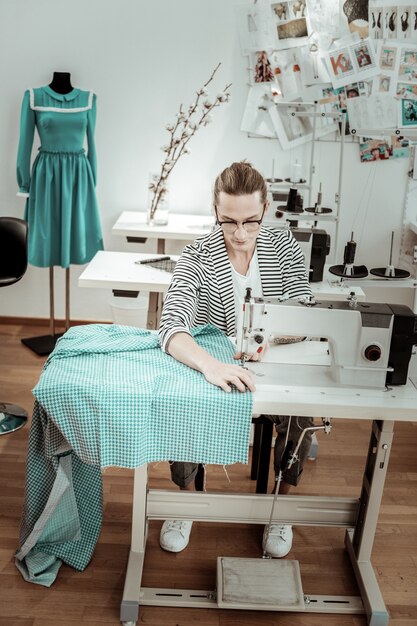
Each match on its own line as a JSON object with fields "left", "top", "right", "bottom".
{"left": 15, "top": 324, "right": 253, "bottom": 586}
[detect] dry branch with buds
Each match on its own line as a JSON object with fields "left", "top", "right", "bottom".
{"left": 148, "top": 63, "right": 232, "bottom": 219}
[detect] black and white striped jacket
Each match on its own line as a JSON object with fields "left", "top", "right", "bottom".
{"left": 158, "top": 226, "right": 312, "bottom": 351}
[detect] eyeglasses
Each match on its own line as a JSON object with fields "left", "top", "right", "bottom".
{"left": 215, "top": 207, "right": 265, "bottom": 234}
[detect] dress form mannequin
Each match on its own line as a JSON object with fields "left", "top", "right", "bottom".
{"left": 17, "top": 72, "right": 103, "bottom": 354}
{"left": 49, "top": 72, "right": 73, "bottom": 95}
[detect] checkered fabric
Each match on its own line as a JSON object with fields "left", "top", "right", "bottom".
{"left": 34, "top": 323, "right": 253, "bottom": 467}
{"left": 15, "top": 402, "right": 103, "bottom": 586}
{"left": 16, "top": 323, "right": 253, "bottom": 586}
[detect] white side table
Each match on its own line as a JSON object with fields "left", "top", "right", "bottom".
{"left": 112, "top": 211, "right": 215, "bottom": 253}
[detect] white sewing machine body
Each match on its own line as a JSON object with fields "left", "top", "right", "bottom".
{"left": 236, "top": 295, "right": 417, "bottom": 390}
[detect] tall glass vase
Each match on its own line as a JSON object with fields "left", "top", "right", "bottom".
{"left": 147, "top": 173, "right": 169, "bottom": 226}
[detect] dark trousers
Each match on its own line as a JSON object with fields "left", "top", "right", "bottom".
{"left": 170, "top": 416, "right": 315, "bottom": 488}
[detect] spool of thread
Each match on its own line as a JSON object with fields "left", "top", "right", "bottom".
{"left": 315, "top": 184, "right": 323, "bottom": 212}
{"left": 290, "top": 162, "right": 302, "bottom": 183}
{"left": 286, "top": 187, "right": 298, "bottom": 212}
{"left": 343, "top": 239, "right": 357, "bottom": 265}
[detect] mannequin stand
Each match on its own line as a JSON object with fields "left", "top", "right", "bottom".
{"left": 21, "top": 267, "right": 70, "bottom": 356}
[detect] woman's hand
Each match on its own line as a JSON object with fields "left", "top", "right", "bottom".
{"left": 201, "top": 360, "right": 256, "bottom": 393}
{"left": 166, "top": 332, "right": 256, "bottom": 393}
{"left": 234, "top": 340, "right": 268, "bottom": 363}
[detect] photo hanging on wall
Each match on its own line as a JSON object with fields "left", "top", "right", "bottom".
{"left": 269, "top": 0, "right": 311, "bottom": 49}
{"left": 235, "top": 2, "right": 275, "bottom": 54}
{"left": 398, "top": 97, "right": 417, "bottom": 127}
{"left": 269, "top": 98, "right": 315, "bottom": 148}
{"left": 359, "top": 134, "right": 410, "bottom": 161}
{"left": 324, "top": 36, "right": 379, "bottom": 88}
{"left": 369, "top": 0, "right": 417, "bottom": 41}
{"left": 396, "top": 45, "right": 417, "bottom": 100}
{"left": 347, "top": 93, "right": 397, "bottom": 133}
{"left": 340, "top": 0, "right": 370, "bottom": 39}
{"left": 241, "top": 84, "right": 278, "bottom": 138}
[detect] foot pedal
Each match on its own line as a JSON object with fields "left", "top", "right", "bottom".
{"left": 217, "top": 557, "right": 304, "bottom": 610}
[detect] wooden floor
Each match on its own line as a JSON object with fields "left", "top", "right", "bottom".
{"left": 1, "top": 321, "right": 417, "bottom": 626}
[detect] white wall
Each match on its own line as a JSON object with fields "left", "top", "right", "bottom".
{"left": 0, "top": 0, "right": 413, "bottom": 322}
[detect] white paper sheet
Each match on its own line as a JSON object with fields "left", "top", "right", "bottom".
{"left": 241, "top": 84, "right": 278, "bottom": 137}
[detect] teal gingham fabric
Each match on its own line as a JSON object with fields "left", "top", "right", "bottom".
{"left": 33, "top": 323, "right": 253, "bottom": 467}
{"left": 16, "top": 402, "right": 103, "bottom": 586}
{"left": 16, "top": 323, "right": 253, "bottom": 585}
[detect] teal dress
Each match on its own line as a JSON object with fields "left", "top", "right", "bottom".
{"left": 16, "top": 86, "right": 103, "bottom": 268}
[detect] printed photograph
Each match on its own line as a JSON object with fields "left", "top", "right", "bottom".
{"left": 341, "top": 0, "right": 369, "bottom": 38}
{"left": 346, "top": 83, "right": 360, "bottom": 98}
{"left": 369, "top": 7, "right": 383, "bottom": 39}
{"left": 379, "top": 76, "right": 391, "bottom": 92}
{"left": 399, "top": 8, "right": 412, "bottom": 38}
{"left": 270, "top": 0, "right": 309, "bottom": 47}
{"left": 358, "top": 80, "right": 371, "bottom": 96}
{"left": 402, "top": 66, "right": 417, "bottom": 81}
{"left": 391, "top": 134, "right": 410, "bottom": 158}
{"left": 269, "top": 98, "right": 317, "bottom": 149}
{"left": 359, "top": 137, "right": 390, "bottom": 162}
{"left": 272, "top": 2, "right": 290, "bottom": 21}
{"left": 383, "top": 7, "right": 398, "bottom": 39}
{"left": 329, "top": 48, "right": 354, "bottom": 76}
{"left": 354, "top": 44, "right": 373, "bottom": 68}
{"left": 288, "top": 0, "right": 306, "bottom": 18}
{"left": 253, "top": 51, "right": 275, "bottom": 83}
{"left": 277, "top": 17, "right": 308, "bottom": 40}
{"left": 401, "top": 98, "right": 417, "bottom": 125}
{"left": 397, "top": 82, "right": 417, "bottom": 100}
{"left": 380, "top": 46, "right": 396, "bottom": 70}
{"left": 403, "top": 49, "right": 417, "bottom": 65}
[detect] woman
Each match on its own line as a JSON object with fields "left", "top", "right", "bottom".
{"left": 158, "top": 161, "right": 313, "bottom": 558}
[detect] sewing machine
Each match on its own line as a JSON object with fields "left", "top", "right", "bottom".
{"left": 237, "top": 290, "right": 417, "bottom": 389}
{"left": 292, "top": 227, "right": 330, "bottom": 282}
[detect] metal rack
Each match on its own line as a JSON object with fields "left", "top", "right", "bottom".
{"left": 264, "top": 101, "right": 347, "bottom": 259}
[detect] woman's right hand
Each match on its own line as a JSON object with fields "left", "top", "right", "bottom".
{"left": 202, "top": 360, "right": 256, "bottom": 393}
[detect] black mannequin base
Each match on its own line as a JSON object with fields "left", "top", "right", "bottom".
{"left": 329, "top": 264, "right": 369, "bottom": 278}
{"left": 21, "top": 333, "right": 64, "bottom": 356}
{"left": 370, "top": 267, "right": 410, "bottom": 279}
{"left": 0, "top": 402, "right": 27, "bottom": 436}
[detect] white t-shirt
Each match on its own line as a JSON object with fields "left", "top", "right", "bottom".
{"left": 230, "top": 248, "right": 263, "bottom": 329}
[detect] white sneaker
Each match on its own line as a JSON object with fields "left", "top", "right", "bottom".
{"left": 262, "top": 524, "right": 293, "bottom": 558}
{"left": 160, "top": 520, "right": 193, "bottom": 553}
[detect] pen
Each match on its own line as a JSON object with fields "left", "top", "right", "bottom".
{"left": 136, "top": 256, "right": 171, "bottom": 265}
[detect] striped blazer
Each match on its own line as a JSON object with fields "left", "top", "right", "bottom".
{"left": 158, "top": 226, "right": 312, "bottom": 351}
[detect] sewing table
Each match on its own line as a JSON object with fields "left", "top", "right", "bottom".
{"left": 120, "top": 343, "right": 417, "bottom": 626}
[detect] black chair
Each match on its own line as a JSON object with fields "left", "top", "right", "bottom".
{"left": 0, "top": 217, "right": 29, "bottom": 435}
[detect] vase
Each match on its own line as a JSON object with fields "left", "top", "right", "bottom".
{"left": 147, "top": 172, "right": 169, "bottom": 226}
